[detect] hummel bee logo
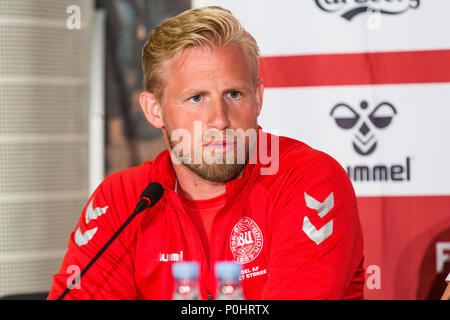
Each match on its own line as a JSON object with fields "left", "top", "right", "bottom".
{"left": 330, "top": 100, "right": 397, "bottom": 156}
{"left": 302, "top": 192, "right": 334, "bottom": 245}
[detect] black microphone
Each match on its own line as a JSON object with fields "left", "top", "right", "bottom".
{"left": 135, "top": 182, "right": 164, "bottom": 213}
{"left": 57, "top": 182, "right": 164, "bottom": 300}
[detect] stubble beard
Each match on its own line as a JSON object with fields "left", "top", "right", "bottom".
{"left": 165, "top": 122, "right": 253, "bottom": 183}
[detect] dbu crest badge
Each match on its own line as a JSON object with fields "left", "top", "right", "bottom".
{"left": 230, "top": 217, "right": 263, "bottom": 264}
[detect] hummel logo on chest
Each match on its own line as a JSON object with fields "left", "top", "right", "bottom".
{"left": 159, "top": 250, "right": 184, "bottom": 262}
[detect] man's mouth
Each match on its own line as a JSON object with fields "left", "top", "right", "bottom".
{"left": 203, "top": 140, "right": 236, "bottom": 153}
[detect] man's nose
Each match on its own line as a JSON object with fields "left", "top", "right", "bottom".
{"left": 207, "top": 97, "right": 231, "bottom": 130}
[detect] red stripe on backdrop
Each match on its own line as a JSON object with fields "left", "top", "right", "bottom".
{"left": 259, "top": 49, "right": 450, "bottom": 88}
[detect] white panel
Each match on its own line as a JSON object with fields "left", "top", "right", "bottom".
{"left": 89, "top": 10, "right": 106, "bottom": 194}
{"left": 204, "top": 0, "right": 450, "bottom": 55}
{"left": 0, "top": 0, "right": 92, "bottom": 297}
{"left": 258, "top": 83, "right": 450, "bottom": 196}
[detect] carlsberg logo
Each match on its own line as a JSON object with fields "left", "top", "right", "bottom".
{"left": 314, "top": 0, "right": 420, "bottom": 21}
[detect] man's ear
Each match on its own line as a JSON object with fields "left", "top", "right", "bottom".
{"left": 140, "top": 91, "right": 164, "bottom": 128}
{"left": 256, "top": 77, "right": 264, "bottom": 117}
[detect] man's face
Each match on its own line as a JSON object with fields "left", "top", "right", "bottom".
{"left": 159, "top": 42, "right": 263, "bottom": 182}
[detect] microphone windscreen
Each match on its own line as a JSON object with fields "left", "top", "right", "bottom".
{"left": 141, "top": 182, "right": 164, "bottom": 207}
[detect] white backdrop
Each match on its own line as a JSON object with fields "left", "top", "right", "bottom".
{"left": 193, "top": 0, "right": 450, "bottom": 300}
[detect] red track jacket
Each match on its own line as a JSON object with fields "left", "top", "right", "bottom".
{"left": 48, "top": 131, "right": 364, "bottom": 299}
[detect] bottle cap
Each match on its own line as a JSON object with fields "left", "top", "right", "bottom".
{"left": 172, "top": 262, "right": 199, "bottom": 280}
{"left": 215, "top": 261, "right": 242, "bottom": 281}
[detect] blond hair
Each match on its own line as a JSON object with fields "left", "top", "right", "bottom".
{"left": 142, "top": 6, "right": 260, "bottom": 102}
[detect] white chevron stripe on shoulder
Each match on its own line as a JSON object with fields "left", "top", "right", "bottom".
{"left": 85, "top": 198, "right": 108, "bottom": 224}
{"left": 75, "top": 226, "right": 98, "bottom": 247}
{"left": 302, "top": 192, "right": 335, "bottom": 245}
{"left": 302, "top": 216, "right": 333, "bottom": 245}
{"left": 304, "top": 192, "right": 334, "bottom": 218}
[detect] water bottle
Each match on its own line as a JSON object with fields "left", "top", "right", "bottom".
{"left": 172, "top": 262, "right": 200, "bottom": 300}
{"left": 215, "top": 261, "right": 245, "bottom": 300}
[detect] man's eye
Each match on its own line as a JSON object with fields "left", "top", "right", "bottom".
{"left": 189, "top": 95, "right": 202, "bottom": 103}
{"left": 227, "top": 91, "right": 241, "bottom": 99}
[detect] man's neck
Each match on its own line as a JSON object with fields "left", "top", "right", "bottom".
{"left": 172, "top": 162, "right": 248, "bottom": 200}
{"left": 172, "top": 163, "right": 228, "bottom": 200}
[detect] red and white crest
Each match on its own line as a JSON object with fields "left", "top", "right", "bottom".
{"left": 230, "top": 217, "right": 263, "bottom": 264}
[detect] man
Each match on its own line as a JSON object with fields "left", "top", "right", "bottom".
{"left": 48, "top": 6, "right": 364, "bottom": 299}
{"left": 442, "top": 273, "right": 450, "bottom": 300}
